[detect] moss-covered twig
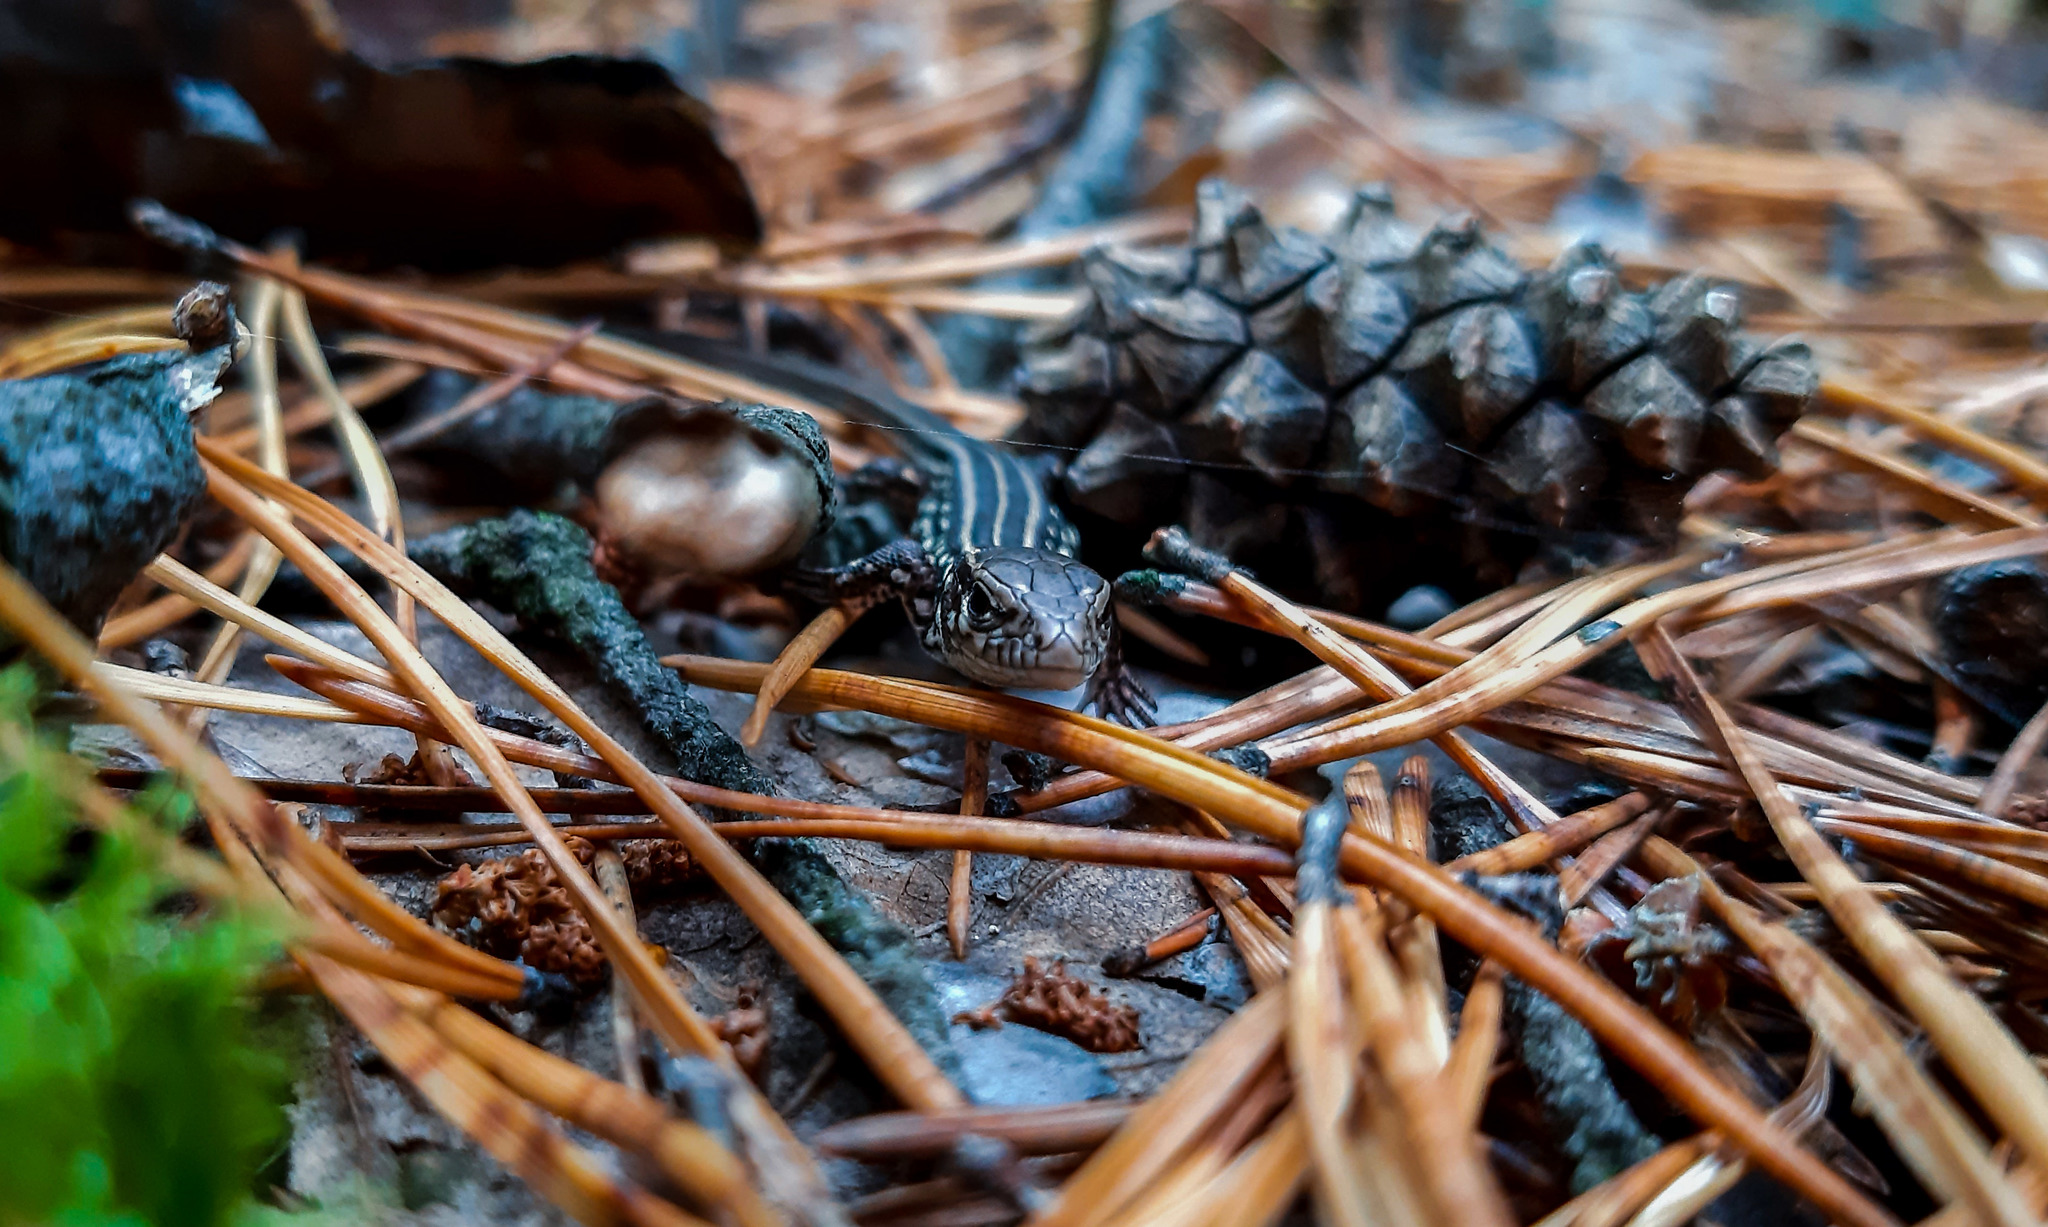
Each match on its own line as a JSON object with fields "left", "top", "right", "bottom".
{"left": 1433, "top": 777, "right": 1659, "bottom": 1193}
{"left": 411, "top": 509, "right": 766, "bottom": 792}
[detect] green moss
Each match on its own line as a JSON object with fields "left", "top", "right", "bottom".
{"left": 1109, "top": 569, "right": 1190, "bottom": 606}
{"left": 0, "top": 667, "right": 290, "bottom": 1227}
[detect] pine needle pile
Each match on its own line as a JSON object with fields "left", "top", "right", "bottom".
{"left": 15, "top": 2, "right": 2048, "bottom": 1226}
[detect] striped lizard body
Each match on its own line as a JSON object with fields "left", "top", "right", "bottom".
{"left": 649, "top": 335, "right": 1150, "bottom": 721}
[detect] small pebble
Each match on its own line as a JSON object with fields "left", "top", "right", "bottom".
{"left": 1386, "top": 584, "right": 1456, "bottom": 629}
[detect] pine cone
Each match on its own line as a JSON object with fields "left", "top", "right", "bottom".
{"left": 619, "top": 838, "right": 697, "bottom": 893}
{"left": 1020, "top": 179, "right": 1818, "bottom": 597}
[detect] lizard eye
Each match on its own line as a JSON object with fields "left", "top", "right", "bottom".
{"left": 965, "top": 583, "right": 1002, "bottom": 630}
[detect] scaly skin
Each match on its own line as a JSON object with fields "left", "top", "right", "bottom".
{"left": 925, "top": 547, "right": 1111, "bottom": 691}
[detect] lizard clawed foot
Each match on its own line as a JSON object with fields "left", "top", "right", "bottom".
{"left": 1087, "top": 659, "right": 1157, "bottom": 728}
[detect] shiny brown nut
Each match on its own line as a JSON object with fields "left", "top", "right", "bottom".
{"left": 592, "top": 399, "right": 831, "bottom": 581}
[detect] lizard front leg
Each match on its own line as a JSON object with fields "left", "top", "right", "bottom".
{"left": 787, "top": 537, "right": 938, "bottom": 627}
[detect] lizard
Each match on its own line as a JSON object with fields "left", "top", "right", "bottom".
{"left": 652, "top": 333, "right": 1155, "bottom": 726}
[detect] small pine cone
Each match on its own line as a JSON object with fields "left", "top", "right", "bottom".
{"left": 1016, "top": 178, "right": 1820, "bottom": 597}
{"left": 523, "top": 918, "right": 607, "bottom": 986}
{"left": 530, "top": 877, "right": 574, "bottom": 918}
{"left": 620, "top": 839, "right": 696, "bottom": 893}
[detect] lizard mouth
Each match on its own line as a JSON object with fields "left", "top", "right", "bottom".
{"left": 948, "top": 625, "right": 1101, "bottom": 692}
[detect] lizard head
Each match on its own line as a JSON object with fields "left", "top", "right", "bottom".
{"left": 934, "top": 547, "right": 1111, "bottom": 692}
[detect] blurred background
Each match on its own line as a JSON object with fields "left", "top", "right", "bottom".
{"left": 11, "top": 0, "right": 2048, "bottom": 377}
{"left": 13, "top": 0, "right": 2048, "bottom": 287}
{"left": 14, "top": 0, "right": 2048, "bottom": 623}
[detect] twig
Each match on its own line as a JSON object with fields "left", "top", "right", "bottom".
{"left": 1443, "top": 961, "right": 1505, "bottom": 1133}
{"left": 98, "top": 533, "right": 258, "bottom": 650}
{"left": 185, "top": 275, "right": 286, "bottom": 721}
{"left": 1378, "top": 758, "right": 1449, "bottom": 1060}
{"left": 815, "top": 1100, "right": 1131, "bottom": 1161}
{"left": 1102, "top": 908, "right": 1217, "bottom": 977}
{"left": 1140, "top": 527, "right": 1559, "bottom": 833}
{"left": 278, "top": 270, "right": 470, "bottom": 786}
{"left": 1448, "top": 793, "right": 1652, "bottom": 877}
{"left": 1556, "top": 811, "right": 1662, "bottom": 908}
{"left": 952, "top": 736, "right": 989, "bottom": 960}
{"left": 1790, "top": 419, "right": 2040, "bottom": 529}
{"left": 384, "top": 319, "right": 603, "bottom": 459}
{"left": 1823, "top": 375, "right": 2048, "bottom": 506}
{"left": 1289, "top": 792, "right": 1370, "bottom": 1227}
{"left": 1335, "top": 905, "right": 1515, "bottom": 1227}
{"left": 88, "top": 663, "right": 361, "bottom": 722}
{"left": 594, "top": 848, "right": 648, "bottom": 1095}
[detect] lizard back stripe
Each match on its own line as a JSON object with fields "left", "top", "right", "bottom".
{"left": 919, "top": 431, "right": 1075, "bottom": 568}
